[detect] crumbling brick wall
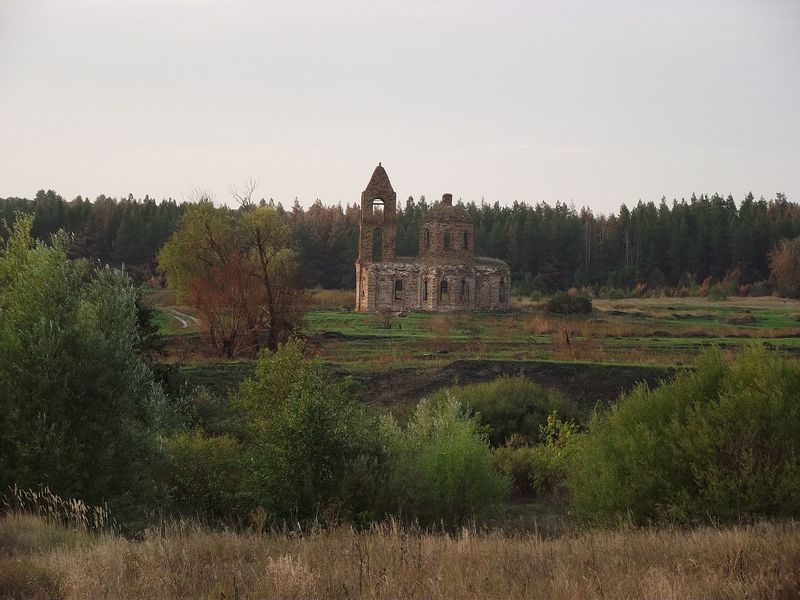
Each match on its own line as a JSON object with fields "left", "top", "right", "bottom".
{"left": 418, "top": 194, "right": 475, "bottom": 265}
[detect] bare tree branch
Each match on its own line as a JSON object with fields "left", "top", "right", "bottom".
{"left": 230, "top": 177, "right": 258, "bottom": 209}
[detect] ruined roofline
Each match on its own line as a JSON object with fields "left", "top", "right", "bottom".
{"left": 476, "top": 256, "right": 510, "bottom": 267}
{"left": 363, "top": 162, "right": 394, "bottom": 194}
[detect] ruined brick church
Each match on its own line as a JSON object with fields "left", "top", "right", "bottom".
{"left": 355, "top": 164, "right": 511, "bottom": 312}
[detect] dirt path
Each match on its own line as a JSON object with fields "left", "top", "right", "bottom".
{"left": 165, "top": 308, "right": 200, "bottom": 329}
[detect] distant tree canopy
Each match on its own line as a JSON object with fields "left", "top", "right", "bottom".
{"left": 3, "top": 190, "right": 800, "bottom": 294}
{"left": 0, "top": 190, "right": 184, "bottom": 281}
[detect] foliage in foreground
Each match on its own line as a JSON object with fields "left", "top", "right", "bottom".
{"left": 569, "top": 345, "right": 800, "bottom": 525}
{"left": 433, "top": 376, "right": 580, "bottom": 447}
{"left": 380, "top": 395, "right": 509, "bottom": 527}
{"left": 490, "top": 412, "right": 578, "bottom": 498}
{"left": 0, "top": 215, "right": 170, "bottom": 522}
{"left": 234, "top": 339, "right": 385, "bottom": 523}
{"left": 169, "top": 340, "right": 507, "bottom": 527}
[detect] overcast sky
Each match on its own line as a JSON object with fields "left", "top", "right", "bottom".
{"left": 1, "top": 0, "right": 798, "bottom": 212}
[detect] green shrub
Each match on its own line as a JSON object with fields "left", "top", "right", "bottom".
{"left": 569, "top": 346, "right": 800, "bottom": 525}
{"left": 491, "top": 445, "right": 559, "bottom": 497}
{"left": 546, "top": 292, "right": 592, "bottom": 314}
{"left": 491, "top": 411, "right": 578, "bottom": 497}
{"left": 434, "top": 377, "right": 579, "bottom": 447}
{"left": 381, "top": 394, "right": 509, "bottom": 527}
{"left": 196, "top": 341, "right": 515, "bottom": 527}
{"left": 167, "top": 432, "right": 244, "bottom": 519}
{"left": 600, "top": 286, "right": 628, "bottom": 300}
{"left": 233, "top": 340, "right": 385, "bottom": 524}
{"left": 0, "top": 215, "right": 169, "bottom": 524}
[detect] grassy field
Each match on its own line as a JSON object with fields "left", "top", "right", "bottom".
{"left": 147, "top": 291, "right": 800, "bottom": 406}
{"left": 146, "top": 289, "right": 800, "bottom": 365}
{"left": 302, "top": 296, "right": 800, "bottom": 370}
{"left": 3, "top": 513, "right": 799, "bottom": 600}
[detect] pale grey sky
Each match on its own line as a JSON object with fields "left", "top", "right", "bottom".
{"left": 1, "top": 0, "right": 798, "bottom": 212}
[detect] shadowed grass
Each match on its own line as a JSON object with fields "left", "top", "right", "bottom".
{"left": 4, "top": 515, "right": 799, "bottom": 600}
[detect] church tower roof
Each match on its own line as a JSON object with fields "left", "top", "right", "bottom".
{"left": 364, "top": 162, "right": 394, "bottom": 194}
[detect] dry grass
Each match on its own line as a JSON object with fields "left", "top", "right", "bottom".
{"left": 3, "top": 485, "right": 116, "bottom": 534}
{"left": 593, "top": 295, "right": 800, "bottom": 311}
{"left": 4, "top": 516, "right": 799, "bottom": 600}
{"left": 308, "top": 289, "right": 356, "bottom": 309}
{"left": 429, "top": 314, "right": 458, "bottom": 335}
{"left": 141, "top": 288, "right": 178, "bottom": 307}
{"left": 550, "top": 333, "right": 610, "bottom": 362}
{"left": 522, "top": 314, "right": 637, "bottom": 339}
{"left": 521, "top": 311, "right": 800, "bottom": 344}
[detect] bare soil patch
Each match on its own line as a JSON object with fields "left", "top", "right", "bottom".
{"left": 340, "top": 359, "right": 674, "bottom": 413}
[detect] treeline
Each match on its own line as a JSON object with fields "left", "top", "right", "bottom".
{"left": 3, "top": 190, "right": 800, "bottom": 292}
{"left": 0, "top": 190, "right": 184, "bottom": 281}
{"left": 417, "top": 192, "right": 800, "bottom": 293}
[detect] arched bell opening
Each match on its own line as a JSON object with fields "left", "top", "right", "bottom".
{"left": 371, "top": 198, "right": 385, "bottom": 220}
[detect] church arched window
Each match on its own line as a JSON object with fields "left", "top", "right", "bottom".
{"left": 372, "top": 198, "right": 384, "bottom": 220}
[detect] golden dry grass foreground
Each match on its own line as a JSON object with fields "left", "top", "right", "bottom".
{"left": 3, "top": 514, "right": 800, "bottom": 600}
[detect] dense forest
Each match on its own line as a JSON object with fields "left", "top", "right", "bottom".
{"left": 3, "top": 189, "right": 800, "bottom": 294}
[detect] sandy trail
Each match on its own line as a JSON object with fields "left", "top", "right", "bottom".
{"left": 165, "top": 309, "right": 199, "bottom": 328}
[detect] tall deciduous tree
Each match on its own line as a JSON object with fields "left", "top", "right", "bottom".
{"left": 157, "top": 187, "right": 303, "bottom": 357}
{"left": 769, "top": 237, "right": 800, "bottom": 298}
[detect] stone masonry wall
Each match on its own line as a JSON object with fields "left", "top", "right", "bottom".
{"left": 475, "top": 267, "right": 509, "bottom": 310}
{"left": 357, "top": 261, "right": 510, "bottom": 312}
{"left": 418, "top": 220, "right": 474, "bottom": 264}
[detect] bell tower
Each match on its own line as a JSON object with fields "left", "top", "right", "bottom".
{"left": 355, "top": 163, "right": 397, "bottom": 311}
{"left": 358, "top": 162, "right": 397, "bottom": 262}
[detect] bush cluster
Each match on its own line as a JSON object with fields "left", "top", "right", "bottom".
{"left": 431, "top": 377, "right": 579, "bottom": 447}
{"left": 569, "top": 345, "right": 800, "bottom": 525}
{"left": 490, "top": 411, "right": 578, "bottom": 498}
{"left": 168, "top": 341, "right": 507, "bottom": 528}
{"left": 491, "top": 445, "right": 561, "bottom": 497}
{"left": 9, "top": 212, "right": 800, "bottom": 532}
{"left": 379, "top": 395, "right": 508, "bottom": 527}
{"left": 546, "top": 292, "right": 592, "bottom": 314}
